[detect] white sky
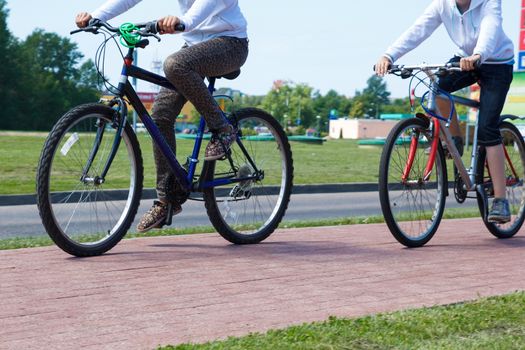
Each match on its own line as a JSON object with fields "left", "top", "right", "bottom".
{"left": 5, "top": 0, "right": 522, "bottom": 97}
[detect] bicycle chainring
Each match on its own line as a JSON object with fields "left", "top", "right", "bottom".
{"left": 453, "top": 171, "right": 467, "bottom": 203}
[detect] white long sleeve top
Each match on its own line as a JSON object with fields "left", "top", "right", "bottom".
{"left": 384, "top": 0, "right": 514, "bottom": 64}
{"left": 91, "top": 0, "right": 248, "bottom": 46}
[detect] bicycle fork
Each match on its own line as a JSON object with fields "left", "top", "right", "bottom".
{"left": 80, "top": 98, "right": 128, "bottom": 186}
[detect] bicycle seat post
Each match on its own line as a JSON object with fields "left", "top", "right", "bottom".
{"left": 207, "top": 77, "right": 216, "bottom": 94}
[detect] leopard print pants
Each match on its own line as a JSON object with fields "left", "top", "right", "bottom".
{"left": 151, "top": 36, "right": 248, "bottom": 201}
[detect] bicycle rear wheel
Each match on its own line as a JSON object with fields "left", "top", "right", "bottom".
{"left": 203, "top": 108, "right": 293, "bottom": 244}
{"left": 379, "top": 117, "right": 447, "bottom": 247}
{"left": 36, "top": 103, "right": 143, "bottom": 256}
{"left": 476, "top": 120, "right": 525, "bottom": 238}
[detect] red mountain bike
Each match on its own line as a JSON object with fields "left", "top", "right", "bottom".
{"left": 379, "top": 62, "right": 525, "bottom": 247}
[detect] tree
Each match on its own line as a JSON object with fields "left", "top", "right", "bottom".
{"left": 0, "top": 0, "right": 20, "bottom": 128}
{"left": 0, "top": 23, "right": 100, "bottom": 130}
{"left": 382, "top": 97, "right": 412, "bottom": 114}
{"left": 312, "top": 89, "right": 352, "bottom": 120}
{"left": 352, "top": 75, "right": 391, "bottom": 118}
{"left": 349, "top": 99, "right": 366, "bottom": 118}
{"left": 261, "top": 81, "right": 316, "bottom": 128}
{"left": 260, "top": 81, "right": 293, "bottom": 126}
{"left": 288, "top": 83, "right": 315, "bottom": 127}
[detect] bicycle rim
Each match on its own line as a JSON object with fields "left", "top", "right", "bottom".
{"left": 380, "top": 119, "right": 446, "bottom": 246}
{"left": 45, "top": 113, "right": 139, "bottom": 248}
{"left": 204, "top": 109, "right": 293, "bottom": 243}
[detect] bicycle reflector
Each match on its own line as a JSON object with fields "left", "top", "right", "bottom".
{"left": 119, "top": 23, "right": 141, "bottom": 48}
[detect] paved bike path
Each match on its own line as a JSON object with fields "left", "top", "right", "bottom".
{"left": 1, "top": 218, "right": 525, "bottom": 349}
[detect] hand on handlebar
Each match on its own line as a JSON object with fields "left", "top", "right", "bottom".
{"left": 75, "top": 12, "right": 92, "bottom": 28}
{"left": 460, "top": 54, "right": 481, "bottom": 71}
{"left": 157, "top": 15, "right": 182, "bottom": 34}
{"left": 375, "top": 56, "right": 392, "bottom": 77}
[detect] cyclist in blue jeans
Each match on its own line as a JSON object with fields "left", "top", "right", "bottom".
{"left": 375, "top": 0, "right": 514, "bottom": 223}
{"left": 76, "top": 0, "right": 248, "bottom": 232}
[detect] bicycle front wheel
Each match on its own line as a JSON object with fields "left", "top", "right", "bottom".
{"left": 203, "top": 108, "right": 293, "bottom": 244}
{"left": 36, "top": 103, "right": 143, "bottom": 257}
{"left": 476, "top": 120, "right": 525, "bottom": 238}
{"left": 379, "top": 117, "right": 447, "bottom": 247}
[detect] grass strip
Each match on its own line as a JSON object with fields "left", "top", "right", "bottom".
{"left": 0, "top": 136, "right": 383, "bottom": 194}
{"left": 159, "top": 292, "right": 525, "bottom": 349}
{"left": 0, "top": 207, "right": 482, "bottom": 251}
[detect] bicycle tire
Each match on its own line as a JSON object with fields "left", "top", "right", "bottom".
{"left": 379, "top": 117, "right": 447, "bottom": 247}
{"left": 203, "top": 108, "right": 293, "bottom": 244}
{"left": 476, "top": 120, "right": 525, "bottom": 239}
{"left": 36, "top": 103, "right": 144, "bottom": 257}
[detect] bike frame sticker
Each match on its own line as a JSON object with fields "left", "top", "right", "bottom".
{"left": 60, "top": 132, "right": 79, "bottom": 156}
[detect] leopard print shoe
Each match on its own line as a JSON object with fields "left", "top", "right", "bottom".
{"left": 136, "top": 200, "right": 182, "bottom": 233}
{"left": 204, "top": 125, "right": 237, "bottom": 161}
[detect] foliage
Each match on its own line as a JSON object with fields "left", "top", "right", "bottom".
{"left": 0, "top": 2, "right": 475, "bottom": 133}
{"left": 0, "top": 0, "right": 19, "bottom": 128}
{"left": 351, "top": 75, "right": 391, "bottom": 118}
{"left": 0, "top": 3, "right": 99, "bottom": 131}
{"left": 382, "top": 97, "right": 412, "bottom": 114}
{"left": 260, "top": 81, "right": 316, "bottom": 127}
{"left": 260, "top": 81, "right": 352, "bottom": 130}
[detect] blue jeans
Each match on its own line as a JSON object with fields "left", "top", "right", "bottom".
{"left": 438, "top": 56, "right": 513, "bottom": 146}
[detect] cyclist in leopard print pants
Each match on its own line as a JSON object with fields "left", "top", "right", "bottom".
{"left": 76, "top": 0, "right": 249, "bottom": 232}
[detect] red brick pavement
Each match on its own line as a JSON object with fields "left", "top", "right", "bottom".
{"left": 1, "top": 218, "right": 525, "bottom": 349}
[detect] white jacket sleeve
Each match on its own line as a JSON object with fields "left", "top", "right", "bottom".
{"left": 473, "top": 0, "right": 502, "bottom": 62}
{"left": 178, "top": 0, "right": 220, "bottom": 32}
{"left": 91, "top": 0, "right": 142, "bottom": 22}
{"left": 384, "top": 1, "right": 442, "bottom": 62}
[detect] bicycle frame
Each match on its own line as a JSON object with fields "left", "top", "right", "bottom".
{"left": 403, "top": 66, "right": 520, "bottom": 196}
{"left": 403, "top": 68, "right": 478, "bottom": 191}
{"left": 86, "top": 46, "right": 260, "bottom": 192}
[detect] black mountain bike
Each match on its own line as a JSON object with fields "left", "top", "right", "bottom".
{"left": 36, "top": 20, "right": 293, "bottom": 256}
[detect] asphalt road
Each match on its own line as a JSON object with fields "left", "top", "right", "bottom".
{"left": 0, "top": 191, "right": 479, "bottom": 239}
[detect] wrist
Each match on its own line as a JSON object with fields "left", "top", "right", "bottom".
{"left": 383, "top": 54, "right": 394, "bottom": 63}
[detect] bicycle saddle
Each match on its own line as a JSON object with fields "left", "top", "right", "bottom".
{"left": 210, "top": 69, "right": 241, "bottom": 80}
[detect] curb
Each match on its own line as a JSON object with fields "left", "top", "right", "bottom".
{"left": 0, "top": 183, "right": 379, "bottom": 207}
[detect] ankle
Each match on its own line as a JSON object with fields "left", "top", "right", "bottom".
{"left": 158, "top": 198, "right": 169, "bottom": 205}
{"left": 217, "top": 124, "right": 233, "bottom": 134}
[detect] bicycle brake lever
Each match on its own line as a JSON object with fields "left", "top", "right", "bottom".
{"left": 138, "top": 30, "right": 161, "bottom": 42}
{"left": 400, "top": 69, "right": 412, "bottom": 79}
{"left": 139, "top": 22, "right": 161, "bottom": 41}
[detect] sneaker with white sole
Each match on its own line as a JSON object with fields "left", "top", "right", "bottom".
{"left": 487, "top": 198, "right": 511, "bottom": 224}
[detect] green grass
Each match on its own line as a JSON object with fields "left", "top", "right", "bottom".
{"left": 0, "top": 207, "right": 482, "bottom": 251}
{"left": 0, "top": 134, "right": 380, "bottom": 194}
{"left": 0, "top": 134, "right": 48, "bottom": 195}
{"left": 159, "top": 292, "right": 525, "bottom": 349}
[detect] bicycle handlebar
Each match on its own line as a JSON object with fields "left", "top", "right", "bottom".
{"left": 374, "top": 60, "right": 482, "bottom": 77}
{"left": 70, "top": 19, "right": 185, "bottom": 38}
